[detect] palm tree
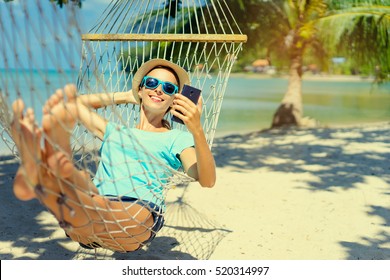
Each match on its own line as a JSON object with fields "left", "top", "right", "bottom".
{"left": 233, "top": 0, "right": 389, "bottom": 128}
{"left": 121, "top": 0, "right": 225, "bottom": 72}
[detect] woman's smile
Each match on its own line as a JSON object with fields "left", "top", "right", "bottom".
{"left": 148, "top": 94, "right": 164, "bottom": 103}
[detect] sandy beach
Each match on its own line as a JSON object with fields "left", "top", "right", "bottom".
{"left": 0, "top": 122, "right": 389, "bottom": 260}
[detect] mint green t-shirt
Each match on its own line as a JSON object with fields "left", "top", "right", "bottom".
{"left": 93, "top": 122, "right": 194, "bottom": 210}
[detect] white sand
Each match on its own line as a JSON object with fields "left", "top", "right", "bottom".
{"left": 0, "top": 122, "right": 389, "bottom": 260}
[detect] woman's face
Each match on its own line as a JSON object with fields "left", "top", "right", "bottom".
{"left": 138, "top": 67, "right": 178, "bottom": 114}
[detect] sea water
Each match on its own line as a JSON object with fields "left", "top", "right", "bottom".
{"left": 220, "top": 76, "right": 390, "bottom": 133}
{"left": 1, "top": 70, "right": 390, "bottom": 154}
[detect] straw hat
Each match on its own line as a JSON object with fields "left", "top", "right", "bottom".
{"left": 132, "top": 59, "right": 190, "bottom": 103}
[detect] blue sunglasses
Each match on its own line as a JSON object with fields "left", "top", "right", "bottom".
{"left": 141, "top": 76, "right": 179, "bottom": 95}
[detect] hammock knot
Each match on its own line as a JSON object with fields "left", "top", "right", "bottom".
{"left": 57, "top": 193, "right": 76, "bottom": 217}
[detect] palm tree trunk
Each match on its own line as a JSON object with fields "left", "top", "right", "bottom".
{"left": 271, "top": 54, "right": 303, "bottom": 128}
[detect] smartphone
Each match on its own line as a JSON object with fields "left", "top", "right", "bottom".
{"left": 171, "top": 84, "right": 201, "bottom": 124}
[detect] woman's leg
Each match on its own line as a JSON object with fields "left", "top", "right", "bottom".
{"left": 39, "top": 85, "right": 154, "bottom": 250}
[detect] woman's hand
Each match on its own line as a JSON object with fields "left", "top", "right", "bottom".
{"left": 170, "top": 94, "right": 203, "bottom": 135}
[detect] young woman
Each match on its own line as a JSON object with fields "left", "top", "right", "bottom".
{"left": 11, "top": 59, "right": 216, "bottom": 252}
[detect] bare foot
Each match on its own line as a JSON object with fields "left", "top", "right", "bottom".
{"left": 10, "top": 99, "right": 41, "bottom": 200}
{"left": 42, "top": 84, "right": 78, "bottom": 178}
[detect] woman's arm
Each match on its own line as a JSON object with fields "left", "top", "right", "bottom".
{"left": 171, "top": 95, "right": 216, "bottom": 188}
{"left": 73, "top": 100, "right": 108, "bottom": 140}
{"left": 180, "top": 132, "right": 216, "bottom": 188}
{"left": 77, "top": 90, "right": 138, "bottom": 109}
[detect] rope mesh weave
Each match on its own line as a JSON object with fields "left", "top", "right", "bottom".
{"left": 0, "top": 0, "right": 245, "bottom": 257}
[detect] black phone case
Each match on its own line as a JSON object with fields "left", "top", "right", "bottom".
{"left": 172, "top": 84, "right": 201, "bottom": 124}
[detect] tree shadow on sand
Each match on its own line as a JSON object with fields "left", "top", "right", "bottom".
{"left": 0, "top": 156, "right": 229, "bottom": 260}
{"left": 212, "top": 124, "right": 390, "bottom": 259}
{"left": 214, "top": 125, "right": 390, "bottom": 192}
{"left": 340, "top": 205, "right": 390, "bottom": 260}
{"left": 0, "top": 155, "right": 78, "bottom": 260}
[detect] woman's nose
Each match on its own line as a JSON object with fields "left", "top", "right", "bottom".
{"left": 155, "top": 85, "right": 164, "bottom": 94}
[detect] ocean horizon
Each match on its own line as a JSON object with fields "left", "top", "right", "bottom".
{"left": 1, "top": 69, "right": 389, "bottom": 154}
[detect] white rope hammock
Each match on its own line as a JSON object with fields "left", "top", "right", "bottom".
{"left": 0, "top": 0, "right": 246, "bottom": 256}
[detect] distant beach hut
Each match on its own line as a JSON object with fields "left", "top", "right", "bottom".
{"left": 252, "top": 59, "right": 270, "bottom": 72}
{"left": 308, "top": 64, "right": 319, "bottom": 74}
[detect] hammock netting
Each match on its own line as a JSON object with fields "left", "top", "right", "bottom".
{"left": 0, "top": 0, "right": 245, "bottom": 258}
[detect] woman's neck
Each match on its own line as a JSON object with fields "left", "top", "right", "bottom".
{"left": 137, "top": 109, "right": 169, "bottom": 132}
{"left": 136, "top": 122, "right": 168, "bottom": 132}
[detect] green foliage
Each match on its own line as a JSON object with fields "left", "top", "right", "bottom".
{"left": 317, "top": 1, "right": 390, "bottom": 82}
{"left": 163, "top": 0, "right": 182, "bottom": 18}
{"left": 50, "top": 0, "right": 83, "bottom": 8}
{"left": 3, "top": 0, "right": 83, "bottom": 8}
{"left": 122, "top": 0, "right": 225, "bottom": 72}
{"left": 231, "top": 0, "right": 389, "bottom": 81}
{"left": 231, "top": 0, "right": 330, "bottom": 72}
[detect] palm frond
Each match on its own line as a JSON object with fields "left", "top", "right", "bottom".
{"left": 316, "top": 4, "right": 389, "bottom": 81}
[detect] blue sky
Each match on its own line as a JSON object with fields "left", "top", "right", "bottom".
{"left": 1, "top": 0, "right": 210, "bottom": 70}
{"left": 0, "top": 0, "right": 113, "bottom": 70}
{"left": 80, "top": 0, "right": 112, "bottom": 31}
